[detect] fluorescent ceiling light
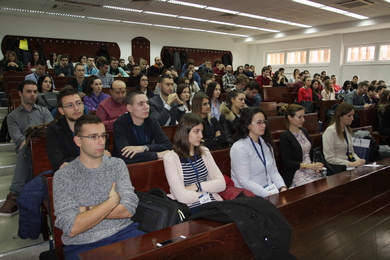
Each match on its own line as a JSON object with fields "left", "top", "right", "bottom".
{"left": 237, "top": 13, "right": 266, "bottom": 20}
{"left": 259, "top": 28, "right": 280, "bottom": 33}
{"left": 205, "top": 7, "right": 238, "bottom": 14}
{"left": 181, "top": 28, "right": 206, "bottom": 32}
{"left": 289, "top": 22, "right": 311, "bottom": 28}
{"left": 0, "top": 7, "right": 44, "bottom": 13}
{"left": 206, "top": 30, "right": 229, "bottom": 35}
{"left": 321, "top": 6, "right": 347, "bottom": 14}
{"left": 344, "top": 13, "right": 368, "bottom": 19}
{"left": 240, "top": 25, "right": 261, "bottom": 30}
{"left": 144, "top": 11, "right": 177, "bottom": 17}
{"left": 103, "top": 5, "right": 142, "bottom": 13}
{"left": 122, "top": 21, "right": 152, "bottom": 26}
{"left": 153, "top": 24, "right": 181, "bottom": 29}
{"left": 292, "top": 0, "right": 324, "bottom": 8}
{"left": 87, "top": 17, "right": 120, "bottom": 22}
{"left": 208, "top": 20, "right": 236, "bottom": 26}
{"left": 229, "top": 33, "right": 249, "bottom": 37}
{"left": 168, "top": 0, "right": 206, "bottom": 8}
{"left": 47, "top": 12, "right": 85, "bottom": 18}
{"left": 178, "top": 16, "right": 208, "bottom": 22}
{"left": 266, "top": 18, "right": 291, "bottom": 24}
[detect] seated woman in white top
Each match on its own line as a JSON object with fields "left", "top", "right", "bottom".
{"left": 322, "top": 102, "right": 365, "bottom": 174}
{"left": 321, "top": 79, "right": 336, "bottom": 100}
{"left": 163, "top": 113, "right": 226, "bottom": 215}
{"left": 230, "top": 107, "right": 287, "bottom": 197}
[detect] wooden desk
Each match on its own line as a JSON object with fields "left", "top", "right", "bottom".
{"left": 80, "top": 158, "right": 390, "bottom": 260}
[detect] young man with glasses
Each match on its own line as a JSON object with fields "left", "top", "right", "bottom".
{"left": 0, "top": 80, "right": 53, "bottom": 217}
{"left": 53, "top": 114, "right": 144, "bottom": 259}
{"left": 47, "top": 86, "right": 111, "bottom": 172}
{"left": 54, "top": 54, "right": 74, "bottom": 77}
{"left": 96, "top": 80, "right": 127, "bottom": 131}
{"left": 66, "top": 63, "right": 88, "bottom": 98}
{"left": 113, "top": 91, "right": 171, "bottom": 164}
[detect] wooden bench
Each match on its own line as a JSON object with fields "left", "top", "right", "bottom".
{"left": 262, "top": 86, "right": 293, "bottom": 103}
{"left": 79, "top": 158, "right": 390, "bottom": 260}
{"left": 259, "top": 101, "right": 278, "bottom": 116}
{"left": 268, "top": 112, "right": 319, "bottom": 140}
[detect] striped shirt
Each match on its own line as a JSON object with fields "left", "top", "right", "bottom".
{"left": 180, "top": 156, "right": 216, "bottom": 209}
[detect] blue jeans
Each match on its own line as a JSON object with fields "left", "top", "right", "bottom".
{"left": 63, "top": 223, "right": 145, "bottom": 260}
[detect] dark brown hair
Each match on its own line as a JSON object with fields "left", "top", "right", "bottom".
{"left": 173, "top": 113, "right": 204, "bottom": 159}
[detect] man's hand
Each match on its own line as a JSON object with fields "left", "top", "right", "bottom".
{"left": 58, "top": 73, "right": 65, "bottom": 77}
{"left": 166, "top": 93, "right": 180, "bottom": 106}
{"left": 116, "top": 73, "right": 124, "bottom": 77}
{"left": 364, "top": 103, "right": 375, "bottom": 109}
{"left": 121, "top": 146, "right": 144, "bottom": 158}
{"left": 108, "top": 183, "right": 120, "bottom": 206}
{"left": 215, "top": 130, "right": 221, "bottom": 137}
{"left": 104, "top": 150, "right": 111, "bottom": 157}
{"left": 18, "top": 140, "right": 26, "bottom": 151}
{"left": 59, "top": 162, "right": 69, "bottom": 169}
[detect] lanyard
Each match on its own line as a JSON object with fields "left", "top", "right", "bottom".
{"left": 250, "top": 138, "right": 269, "bottom": 184}
{"left": 187, "top": 154, "right": 202, "bottom": 192}
{"left": 343, "top": 131, "right": 350, "bottom": 154}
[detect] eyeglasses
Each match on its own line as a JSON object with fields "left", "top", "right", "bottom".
{"left": 76, "top": 69, "right": 85, "bottom": 72}
{"left": 78, "top": 134, "right": 109, "bottom": 141}
{"left": 251, "top": 120, "right": 268, "bottom": 125}
{"left": 63, "top": 101, "right": 84, "bottom": 109}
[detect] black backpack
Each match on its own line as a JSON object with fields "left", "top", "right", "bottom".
{"left": 189, "top": 197, "right": 297, "bottom": 260}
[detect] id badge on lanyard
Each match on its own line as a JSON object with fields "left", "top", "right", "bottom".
{"left": 187, "top": 155, "right": 212, "bottom": 204}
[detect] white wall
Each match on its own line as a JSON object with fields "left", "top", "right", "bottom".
{"left": 253, "top": 28, "right": 390, "bottom": 84}
{"left": 0, "top": 14, "right": 248, "bottom": 68}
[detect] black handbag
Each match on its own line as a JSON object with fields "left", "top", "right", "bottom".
{"left": 133, "top": 188, "right": 191, "bottom": 233}
{"left": 300, "top": 100, "right": 316, "bottom": 113}
{"left": 36, "top": 92, "right": 58, "bottom": 111}
{"left": 313, "top": 146, "right": 346, "bottom": 176}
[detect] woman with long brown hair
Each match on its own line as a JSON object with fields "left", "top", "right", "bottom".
{"left": 163, "top": 113, "right": 225, "bottom": 215}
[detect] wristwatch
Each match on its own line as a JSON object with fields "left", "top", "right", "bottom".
{"left": 142, "top": 145, "right": 149, "bottom": 152}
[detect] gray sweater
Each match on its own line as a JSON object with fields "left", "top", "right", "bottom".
{"left": 53, "top": 155, "right": 138, "bottom": 245}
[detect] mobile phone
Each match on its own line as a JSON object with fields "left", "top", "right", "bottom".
{"left": 156, "top": 235, "right": 186, "bottom": 247}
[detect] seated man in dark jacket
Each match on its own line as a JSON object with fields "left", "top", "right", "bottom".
{"left": 113, "top": 91, "right": 172, "bottom": 164}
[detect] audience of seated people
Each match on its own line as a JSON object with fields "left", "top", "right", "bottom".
{"left": 3, "top": 49, "right": 390, "bottom": 260}
{"left": 119, "top": 58, "right": 130, "bottom": 74}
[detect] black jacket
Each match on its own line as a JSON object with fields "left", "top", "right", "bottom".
{"left": 279, "top": 128, "right": 313, "bottom": 187}
{"left": 202, "top": 117, "right": 229, "bottom": 150}
{"left": 190, "top": 197, "right": 297, "bottom": 260}
{"left": 219, "top": 103, "right": 240, "bottom": 146}
{"left": 113, "top": 113, "right": 172, "bottom": 164}
{"left": 46, "top": 117, "right": 80, "bottom": 172}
